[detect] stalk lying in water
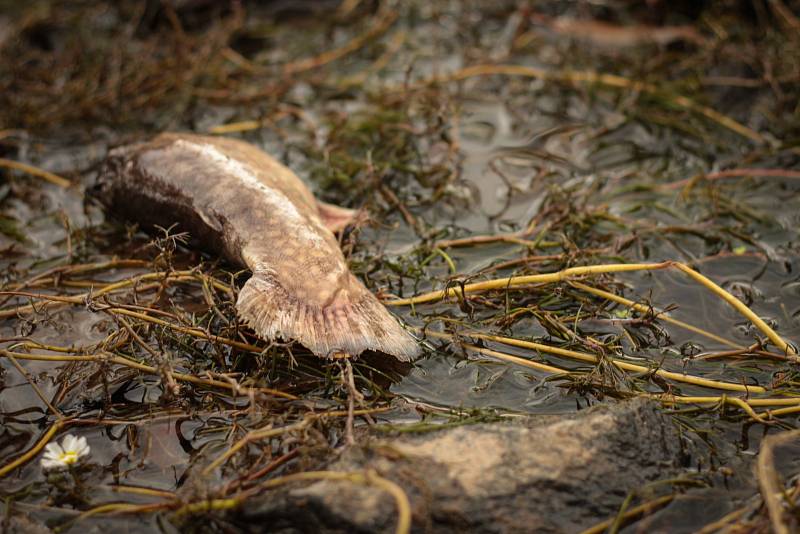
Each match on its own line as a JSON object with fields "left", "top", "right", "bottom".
{"left": 96, "top": 132, "right": 418, "bottom": 361}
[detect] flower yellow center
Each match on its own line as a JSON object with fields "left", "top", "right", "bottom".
{"left": 59, "top": 451, "right": 79, "bottom": 464}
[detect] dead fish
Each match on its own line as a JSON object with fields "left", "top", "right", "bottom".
{"left": 96, "top": 132, "right": 418, "bottom": 361}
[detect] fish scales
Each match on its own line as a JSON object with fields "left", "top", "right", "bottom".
{"left": 97, "top": 132, "right": 418, "bottom": 360}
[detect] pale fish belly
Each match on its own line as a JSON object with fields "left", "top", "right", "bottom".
{"left": 97, "top": 132, "right": 418, "bottom": 361}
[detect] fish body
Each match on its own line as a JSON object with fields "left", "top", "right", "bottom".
{"left": 98, "top": 132, "right": 418, "bottom": 360}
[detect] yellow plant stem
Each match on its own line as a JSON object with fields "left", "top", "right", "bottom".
{"left": 431, "top": 247, "right": 457, "bottom": 274}
{"left": 0, "top": 157, "right": 72, "bottom": 187}
{"left": 756, "top": 429, "right": 800, "bottom": 534}
{"left": 579, "top": 494, "right": 675, "bottom": 534}
{"left": 202, "top": 419, "right": 311, "bottom": 475}
{"left": 255, "top": 470, "right": 411, "bottom": 534}
{"left": 389, "top": 261, "right": 795, "bottom": 355}
{"left": 470, "top": 332, "right": 764, "bottom": 393}
{"left": 0, "top": 270, "right": 217, "bottom": 319}
{"left": 3, "top": 258, "right": 149, "bottom": 292}
{"left": 283, "top": 10, "right": 397, "bottom": 74}
{"left": 170, "top": 469, "right": 412, "bottom": 534}
{"left": 2, "top": 294, "right": 264, "bottom": 355}
{"left": 462, "top": 343, "right": 567, "bottom": 374}
{"left": 670, "top": 262, "right": 793, "bottom": 354}
{"left": 0, "top": 345, "right": 306, "bottom": 477}
{"left": 569, "top": 281, "right": 742, "bottom": 350}
{"left": 434, "top": 232, "right": 560, "bottom": 250}
{"left": 0, "top": 349, "right": 296, "bottom": 400}
{"left": 208, "top": 120, "right": 263, "bottom": 134}
{"left": 106, "top": 307, "right": 262, "bottom": 353}
{"left": 0, "top": 420, "right": 66, "bottom": 478}
{"left": 170, "top": 498, "right": 241, "bottom": 516}
{"left": 339, "top": 29, "right": 407, "bottom": 88}
{"left": 5, "top": 353, "right": 64, "bottom": 418}
{"left": 759, "top": 405, "right": 800, "bottom": 419}
{"left": 662, "top": 394, "right": 800, "bottom": 414}
{"left": 107, "top": 485, "right": 177, "bottom": 499}
{"left": 203, "top": 407, "right": 390, "bottom": 475}
{"left": 693, "top": 508, "right": 748, "bottom": 534}
{"left": 76, "top": 502, "right": 168, "bottom": 521}
{"left": 425, "top": 330, "right": 800, "bottom": 421}
{"left": 648, "top": 394, "right": 800, "bottom": 419}
{"left": 651, "top": 394, "right": 768, "bottom": 423}
{"left": 424, "top": 64, "right": 765, "bottom": 144}
{"left": 388, "top": 262, "right": 671, "bottom": 305}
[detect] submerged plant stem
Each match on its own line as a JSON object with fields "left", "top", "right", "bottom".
{"left": 423, "top": 64, "right": 766, "bottom": 144}
{"left": 283, "top": 10, "right": 398, "bottom": 74}
{"left": 389, "top": 261, "right": 795, "bottom": 355}
{"left": 579, "top": 494, "right": 675, "bottom": 534}
{"left": 0, "top": 158, "right": 72, "bottom": 187}
{"left": 466, "top": 332, "right": 766, "bottom": 393}
{"left": 0, "top": 349, "right": 296, "bottom": 400}
{"left": 256, "top": 470, "right": 411, "bottom": 534}
{"left": 0, "top": 420, "right": 66, "bottom": 478}
{"left": 569, "top": 281, "right": 744, "bottom": 350}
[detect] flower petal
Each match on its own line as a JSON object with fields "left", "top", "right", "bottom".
{"left": 41, "top": 458, "right": 62, "bottom": 470}
{"left": 44, "top": 442, "right": 64, "bottom": 457}
{"left": 74, "top": 436, "right": 89, "bottom": 455}
{"left": 62, "top": 434, "right": 77, "bottom": 452}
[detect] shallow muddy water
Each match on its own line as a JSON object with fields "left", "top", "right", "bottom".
{"left": 2, "top": 1, "right": 800, "bottom": 532}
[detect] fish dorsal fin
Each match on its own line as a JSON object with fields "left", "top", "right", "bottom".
{"left": 316, "top": 200, "right": 358, "bottom": 233}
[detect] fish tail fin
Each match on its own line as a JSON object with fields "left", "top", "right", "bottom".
{"left": 236, "top": 270, "right": 419, "bottom": 361}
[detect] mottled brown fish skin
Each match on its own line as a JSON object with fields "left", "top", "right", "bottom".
{"left": 97, "top": 132, "right": 419, "bottom": 361}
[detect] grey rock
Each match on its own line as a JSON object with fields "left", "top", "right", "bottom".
{"left": 235, "top": 399, "right": 683, "bottom": 533}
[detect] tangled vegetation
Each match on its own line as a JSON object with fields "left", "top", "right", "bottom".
{"left": 2, "top": 0, "right": 800, "bottom": 532}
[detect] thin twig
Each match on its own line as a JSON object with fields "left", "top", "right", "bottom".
{"left": 0, "top": 157, "right": 72, "bottom": 187}
{"left": 283, "top": 10, "right": 398, "bottom": 74}
{"left": 756, "top": 429, "right": 800, "bottom": 534}
{"left": 416, "top": 64, "right": 766, "bottom": 144}
{"left": 387, "top": 261, "right": 795, "bottom": 355}
{"left": 0, "top": 348, "right": 296, "bottom": 400}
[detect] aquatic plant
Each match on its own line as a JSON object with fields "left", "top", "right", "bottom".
{"left": 1, "top": 0, "right": 799, "bottom": 532}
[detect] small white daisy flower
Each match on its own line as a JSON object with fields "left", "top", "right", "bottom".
{"left": 40, "top": 434, "right": 91, "bottom": 470}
